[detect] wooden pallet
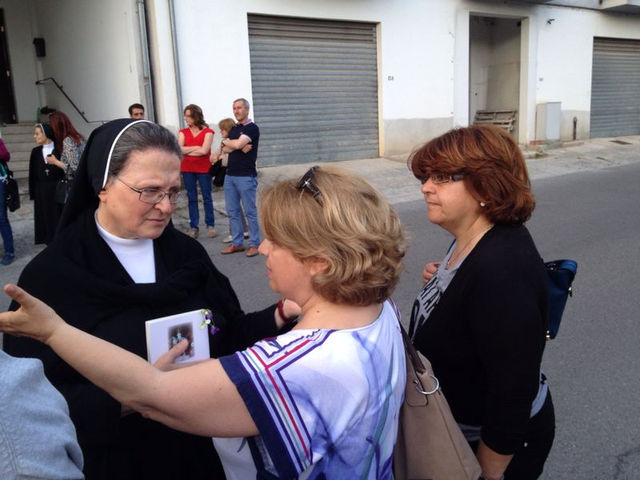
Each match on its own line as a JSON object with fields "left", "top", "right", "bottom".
{"left": 473, "top": 110, "right": 517, "bottom": 132}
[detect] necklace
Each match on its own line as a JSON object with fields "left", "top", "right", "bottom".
{"left": 446, "top": 224, "right": 494, "bottom": 269}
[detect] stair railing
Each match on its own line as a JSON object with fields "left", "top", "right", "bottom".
{"left": 35, "top": 77, "right": 107, "bottom": 124}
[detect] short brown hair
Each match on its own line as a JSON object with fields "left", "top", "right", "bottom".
{"left": 260, "top": 167, "right": 406, "bottom": 306}
{"left": 218, "top": 118, "right": 235, "bottom": 132}
{"left": 409, "top": 124, "right": 535, "bottom": 224}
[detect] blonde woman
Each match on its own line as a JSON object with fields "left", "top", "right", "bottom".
{"left": 0, "top": 166, "right": 407, "bottom": 480}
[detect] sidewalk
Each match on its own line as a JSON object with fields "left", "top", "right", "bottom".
{"left": 4, "top": 134, "right": 640, "bottom": 275}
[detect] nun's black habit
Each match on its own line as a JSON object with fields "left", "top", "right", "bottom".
{"left": 28, "top": 122, "right": 63, "bottom": 244}
{"left": 5, "top": 119, "right": 280, "bottom": 480}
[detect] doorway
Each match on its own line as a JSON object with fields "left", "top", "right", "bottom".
{"left": 469, "top": 15, "right": 521, "bottom": 141}
{"left": 0, "top": 9, "right": 17, "bottom": 124}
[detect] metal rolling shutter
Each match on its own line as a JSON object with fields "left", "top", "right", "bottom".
{"left": 248, "top": 15, "right": 379, "bottom": 166}
{"left": 590, "top": 37, "right": 640, "bottom": 138}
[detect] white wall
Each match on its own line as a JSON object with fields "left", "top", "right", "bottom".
{"left": 485, "top": 18, "right": 520, "bottom": 112}
{"left": 0, "top": 0, "right": 40, "bottom": 122}
{"left": 534, "top": 6, "right": 640, "bottom": 139}
{"left": 5, "top": 0, "right": 640, "bottom": 150}
{"left": 171, "top": 0, "right": 458, "bottom": 153}
{"left": 28, "top": 0, "right": 144, "bottom": 136}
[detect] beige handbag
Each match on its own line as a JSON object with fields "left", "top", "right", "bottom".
{"left": 394, "top": 323, "right": 482, "bottom": 480}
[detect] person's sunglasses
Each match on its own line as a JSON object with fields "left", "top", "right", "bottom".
{"left": 295, "top": 166, "right": 323, "bottom": 205}
{"left": 419, "top": 173, "right": 465, "bottom": 185}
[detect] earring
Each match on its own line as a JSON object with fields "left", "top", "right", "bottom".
{"left": 480, "top": 202, "right": 486, "bottom": 207}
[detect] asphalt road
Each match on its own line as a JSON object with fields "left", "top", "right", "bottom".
{"left": 1, "top": 158, "right": 639, "bottom": 478}
{"left": 208, "top": 162, "right": 640, "bottom": 479}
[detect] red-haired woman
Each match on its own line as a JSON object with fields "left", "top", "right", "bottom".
{"left": 179, "top": 104, "right": 216, "bottom": 239}
{"left": 408, "top": 125, "right": 554, "bottom": 480}
{"left": 48, "top": 111, "right": 85, "bottom": 203}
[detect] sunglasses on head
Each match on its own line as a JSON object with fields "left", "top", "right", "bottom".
{"left": 295, "top": 166, "right": 323, "bottom": 205}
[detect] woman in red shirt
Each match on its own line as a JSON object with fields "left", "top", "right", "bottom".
{"left": 179, "top": 104, "right": 215, "bottom": 238}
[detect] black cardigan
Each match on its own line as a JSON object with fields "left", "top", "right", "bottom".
{"left": 4, "top": 210, "right": 279, "bottom": 479}
{"left": 412, "top": 224, "right": 549, "bottom": 454}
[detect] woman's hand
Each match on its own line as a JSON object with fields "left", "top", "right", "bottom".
{"left": 477, "top": 441, "right": 512, "bottom": 480}
{"left": 282, "top": 298, "right": 302, "bottom": 319}
{"left": 275, "top": 298, "right": 302, "bottom": 328}
{"left": 422, "top": 262, "right": 441, "bottom": 284}
{"left": 153, "top": 339, "right": 192, "bottom": 371}
{"left": 45, "top": 154, "right": 65, "bottom": 170}
{"left": 0, "top": 284, "right": 65, "bottom": 344}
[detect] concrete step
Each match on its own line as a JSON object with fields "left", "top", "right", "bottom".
{"left": 1, "top": 123, "right": 35, "bottom": 135}
{"left": 3, "top": 141, "right": 33, "bottom": 153}
{"left": 1, "top": 124, "right": 37, "bottom": 181}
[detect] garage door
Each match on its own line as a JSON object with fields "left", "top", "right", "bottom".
{"left": 248, "top": 15, "right": 379, "bottom": 166}
{"left": 590, "top": 37, "right": 640, "bottom": 138}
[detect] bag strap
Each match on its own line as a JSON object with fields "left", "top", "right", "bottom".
{"left": 388, "top": 297, "right": 426, "bottom": 376}
{"left": 399, "top": 320, "right": 427, "bottom": 375}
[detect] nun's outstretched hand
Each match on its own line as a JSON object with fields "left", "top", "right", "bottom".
{"left": 0, "top": 284, "right": 64, "bottom": 344}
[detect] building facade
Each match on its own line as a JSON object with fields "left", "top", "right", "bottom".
{"left": 1, "top": 0, "right": 639, "bottom": 166}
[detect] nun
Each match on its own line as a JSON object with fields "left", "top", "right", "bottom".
{"left": 4, "top": 119, "right": 295, "bottom": 480}
{"left": 29, "top": 122, "right": 63, "bottom": 244}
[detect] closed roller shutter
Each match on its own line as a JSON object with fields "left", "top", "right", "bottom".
{"left": 590, "top": 37, "right": 640, "bottom": 138}
{"left": 248, "top": 14, "right": 379, "bottom": 166}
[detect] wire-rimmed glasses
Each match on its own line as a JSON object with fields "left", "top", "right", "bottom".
{"left": 115, "top": 177, "right": 181, "bottom": 205}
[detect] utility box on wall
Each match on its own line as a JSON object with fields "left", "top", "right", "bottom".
{"left": 535, "top": 102, "right": 561, "bottom": 142}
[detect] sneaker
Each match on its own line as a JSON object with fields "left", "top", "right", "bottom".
{"left": 245, "top": 247, "right": 259, "bottom": 257}
{"left": 207, "top": 227, "right": 217, "bottom": 238}
{"left": 220, "top": 245, "right": 245, "bottom": 255}
{"left": 188, "top": 229, "right": 199, "bottom": 239}
{"left": 0, "top": 254, "right": 14, "bottom": 266}
{"left": 222, "top": 235, "right": 233, "bottom": 244}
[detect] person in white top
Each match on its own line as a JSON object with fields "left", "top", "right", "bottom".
{"left": 0, "top": 166, "right": 408, "bottom": 480}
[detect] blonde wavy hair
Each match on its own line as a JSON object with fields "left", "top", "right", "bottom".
{"left": 260, "top": 167, "right": 406, "bottom": 306}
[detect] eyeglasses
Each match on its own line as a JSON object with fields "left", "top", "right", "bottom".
{"left": 115, "top": 177, "right": 181, "bottom": 205}
{"left": 295, "top": 166, "right": 323, "bottom": 205}
{"left": 419, "top": 173, "right": 465, "bottom": 185}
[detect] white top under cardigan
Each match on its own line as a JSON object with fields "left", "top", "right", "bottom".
{"left": 95, "top": 215, "right": 155, "bottom": 284}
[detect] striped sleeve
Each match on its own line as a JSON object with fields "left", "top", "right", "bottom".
{"left": 219, "top": 330, "right": 333, "bottom": 477}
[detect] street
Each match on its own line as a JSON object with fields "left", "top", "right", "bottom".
{"left": 1, "top": 158, "right": 639, "bottom": 478}
{"left": 209, "top": 161, "right": 640, "bottom": 479}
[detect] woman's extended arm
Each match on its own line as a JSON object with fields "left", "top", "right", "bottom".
{"left": 0, "top": 284, "right": 258, "bottom": 438}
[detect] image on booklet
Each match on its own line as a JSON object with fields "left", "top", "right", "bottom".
{"left": 168, "top": 323, "right": 195, "bottom": 360}
{"left": 145, "top": 309, "right": 211, "bottom": 365}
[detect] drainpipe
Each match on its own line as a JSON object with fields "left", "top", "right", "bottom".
{"left": 573, "top": 117, "right": 577, "bottom": 141}
{"left": 168, "top": 0, "right": 184, "bottom": 128}
{"left": 136, "top": 0, "right": 155, "bottom": 121}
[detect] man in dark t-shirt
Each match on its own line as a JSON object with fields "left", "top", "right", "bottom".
{"left": 220, "top": 98, "right": 261, "bottom": 257}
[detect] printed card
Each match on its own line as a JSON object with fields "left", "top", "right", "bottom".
{"left": 145, "top": 309, "right": 211, "bottom": 365}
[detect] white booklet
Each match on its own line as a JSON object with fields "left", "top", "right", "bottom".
{"left": 145, "top": 309, "right": 211, "bottom": 365}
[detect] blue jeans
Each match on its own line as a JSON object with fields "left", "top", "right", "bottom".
{"left": 182, "top": 172, "right": 214, "bottom": 230}
{"left": 224, "top": 175, "right": 260, "bottom": 247}
{"left": 0, "top": 181, "right": 14, "bottom": 255}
